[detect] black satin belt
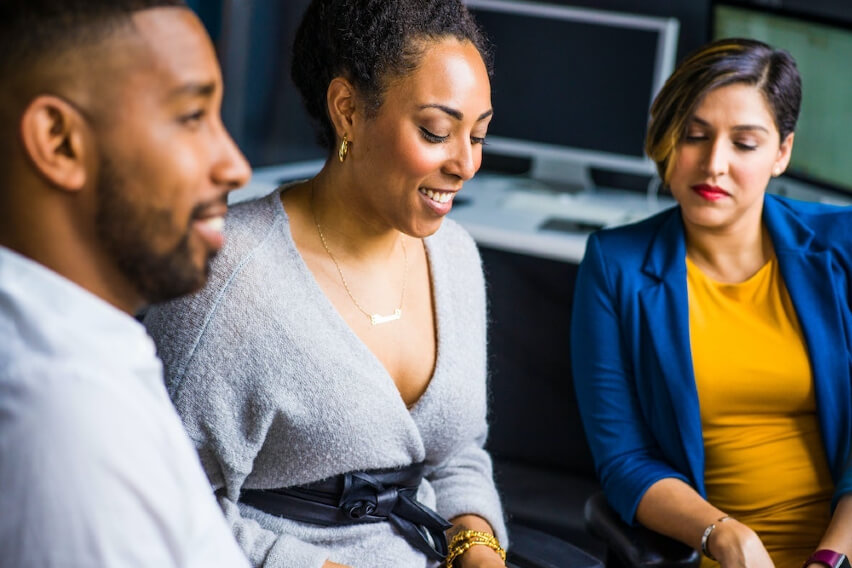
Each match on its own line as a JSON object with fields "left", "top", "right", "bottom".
{"left": 239, "top": 462, "right": 452, "bottom": 561}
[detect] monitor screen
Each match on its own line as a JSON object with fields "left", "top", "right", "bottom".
{"left": 465, "top": 0, "right": 679, "bottom": 177}
{"left": 714, "top": 3, "right": 852, "bottom": 194}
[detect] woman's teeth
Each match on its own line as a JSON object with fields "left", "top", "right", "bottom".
{"left": 419, "top": 188, "right": 453, "bottom": 204}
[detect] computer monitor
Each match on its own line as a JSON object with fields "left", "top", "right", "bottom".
{"left": 714, "top": 2, "right": 852, "bottom": 195}
{"left": 465, "top": 0, "right": 679, "bottom": 184}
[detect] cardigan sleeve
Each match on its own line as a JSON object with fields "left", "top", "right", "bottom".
{"left": 424, "top": 224, "right": 508, "bottom": 546}
{"left": 429, "top": 434, "right": 508, "bottom": 545}
{"left": 571, "top": 233, "right": 691, "bottom": 524}
{"left": 144, "top": 299, "right": 332, "bottom": 568}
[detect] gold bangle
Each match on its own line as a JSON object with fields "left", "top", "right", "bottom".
{"left": 445, "top": 529, "right": 506, "bottom": 567}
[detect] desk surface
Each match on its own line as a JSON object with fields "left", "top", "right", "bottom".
{"left": 447, "top": 172, "right": 673, "bottom": 262}
{"left": 233, "top": 160, "right": 848, "bottom": 264}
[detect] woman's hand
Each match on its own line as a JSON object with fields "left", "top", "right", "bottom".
{"left": 709, "top": 518, "right": 775, "bottom": 568}
{"left": 448, "top": 515, "right": 506, "bottom": 568}
{"left": 455, "top": 543, "right": 506, "bottom": 567}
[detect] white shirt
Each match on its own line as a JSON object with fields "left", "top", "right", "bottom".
{"left": 0, "top": 246, "right": 250, "bottom": 568}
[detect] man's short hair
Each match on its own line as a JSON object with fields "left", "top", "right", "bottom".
{"left": 0, "top": 0, "right": 187, "bottom": 83}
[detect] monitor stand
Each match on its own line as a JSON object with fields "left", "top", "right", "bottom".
{"left": 530, "top": 158, "right": 590, "bottom": 193}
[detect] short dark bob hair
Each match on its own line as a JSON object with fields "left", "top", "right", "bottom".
{"left": 291, "top": 0, "right": 492, "bottom": 152}
{"left": 646, "top": 38, "right": 802, "bottom": 183}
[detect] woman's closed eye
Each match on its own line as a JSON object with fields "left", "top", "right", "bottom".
{"left": 420, "top": 125, "right": 488, "bottom": 145}
{"left": 420, "top": 127, "right": 449, "bottom": 143}
{"left": 684, "top": 131, "right": 707, "bottom": 143}
{"left": 734, "top": 140, "right": 758, "bottom": 151}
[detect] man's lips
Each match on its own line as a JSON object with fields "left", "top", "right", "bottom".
{"left": 691, "top": 184, "right": 729, "bottom": 201}
{"left": 191, "top": 203, "right": 228, "bottom": 250}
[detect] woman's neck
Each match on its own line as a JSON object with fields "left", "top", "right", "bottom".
{"left": 309, "top": 167, "right": 403, "bottom": 263}
{"left": 683, "top": 213, "right": 773, "bottom": 284}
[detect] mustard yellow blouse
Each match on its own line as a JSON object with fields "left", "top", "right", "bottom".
{"left": 687, "top": 256, "right": 833, "bottom": 568}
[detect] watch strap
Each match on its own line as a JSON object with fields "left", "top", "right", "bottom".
{"left": 804, "top": 550, "right": 851, "bottom": 568}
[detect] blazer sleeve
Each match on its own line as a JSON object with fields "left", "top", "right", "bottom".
{"left": 571, "top": 233, "right": 691, "bottom": 524}
{"left": 834, "top": 451, "right": 852, "bottom": 509}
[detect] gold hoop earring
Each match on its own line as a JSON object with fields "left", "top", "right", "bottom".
{"left": 338, "top": 133, "right": 350, "bottom": 163}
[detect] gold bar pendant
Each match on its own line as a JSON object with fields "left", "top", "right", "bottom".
{"left": 370, "top": 309, "right": 402, "bottom": 325}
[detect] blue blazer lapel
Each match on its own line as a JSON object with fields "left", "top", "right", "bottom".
{"left": 764, "top": 197, "right": 852, "bottom": 480}
{"left": 637, "top": 210, "right": 706, "bottom": 491}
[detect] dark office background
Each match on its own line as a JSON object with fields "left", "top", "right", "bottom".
{"left": 192, "top": 0, "right": 711, "bottom": 167}
{"left": 188, "top": 0, "right": 851, "bottom": 171}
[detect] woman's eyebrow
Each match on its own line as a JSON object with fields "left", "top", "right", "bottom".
{"left": 419, "top": 104, "right": 494, "bottom": 121}
{"left": 690, "top": 115, "right": 769, "bottom": 133}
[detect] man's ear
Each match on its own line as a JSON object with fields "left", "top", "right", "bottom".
{"left": 326, "top": 76, "right": 358, "bottom": 141}
{"left": 19, "top": 95, "right": 90, "bottom": 192}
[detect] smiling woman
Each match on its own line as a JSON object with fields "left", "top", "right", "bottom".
{"left": 144, "top": 0, "right": 507, "bottom": 567}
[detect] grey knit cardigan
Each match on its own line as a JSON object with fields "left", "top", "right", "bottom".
{"left": 144, "top": 188, "right": 507, "bottom": 568}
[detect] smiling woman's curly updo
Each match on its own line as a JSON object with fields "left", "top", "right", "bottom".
{"left": 291, "top": 0, "right": 492, "bottom": 152}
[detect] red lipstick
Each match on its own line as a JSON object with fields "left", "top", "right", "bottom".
{"left": 691, "top": 184, "right": 729, "bottom": 201}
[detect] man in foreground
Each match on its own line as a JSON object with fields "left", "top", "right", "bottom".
{"left": 0, "top": 1, "right": 252, "bottom": 565}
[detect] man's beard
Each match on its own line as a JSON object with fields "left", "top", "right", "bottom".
{"left": 94, "top": 156, "right": 216, "bottom": 305}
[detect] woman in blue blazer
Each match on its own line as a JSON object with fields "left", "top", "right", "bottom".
{"left": 571, "top": 39, "right": 852, "bottom": 567}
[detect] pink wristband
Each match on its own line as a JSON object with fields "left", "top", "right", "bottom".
{"left": 804, "top": 550, "right": 851, "bottom": 568}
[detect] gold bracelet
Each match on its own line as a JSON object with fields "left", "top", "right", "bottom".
{"left": 445, "top": 529, "right": 506, "bottom": 568}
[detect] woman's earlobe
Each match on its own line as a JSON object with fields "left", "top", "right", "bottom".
{"left": 20, "top": 95, "right": 89, "bottom": 192}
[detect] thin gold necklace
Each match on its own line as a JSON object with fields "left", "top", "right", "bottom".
{"left": 310, "top": 184, "right": 407, "bottom": 325}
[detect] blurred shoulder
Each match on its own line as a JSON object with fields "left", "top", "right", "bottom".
{"left": 427, "top": 217, "right": 483, "bottom": 279}
{"left": 145, "top": 189, "right": 285, "bottom": 321}
{"left": 143, "top": 188, "right": 289, "bottom": 378}
{"left": 765, "top": 195, "right": 852, "bottom": 276}
{"left": 770, "top": 194, "right": 852, "bottom": 244}
{"left": 216, "top": 188, "right": 288, "bottom": 270}
{"left": 429, "top": 217, "right": 479, "bottom": 259}
{"left": 587, "top": 205, "right": 679, "bottom": 265}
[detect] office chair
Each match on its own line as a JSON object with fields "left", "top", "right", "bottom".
{"left": 584, "top": 492, "right": 700, "bottom": 568}
{"left": 506, "top": 521, "right": 603, "bottom": 568}
{"left": 482, "top": 248, "right": 607, "bottom": 555}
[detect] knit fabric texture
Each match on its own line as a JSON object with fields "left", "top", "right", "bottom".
{"left": 144, "top": 188, "right": 506, "bottom": 568}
